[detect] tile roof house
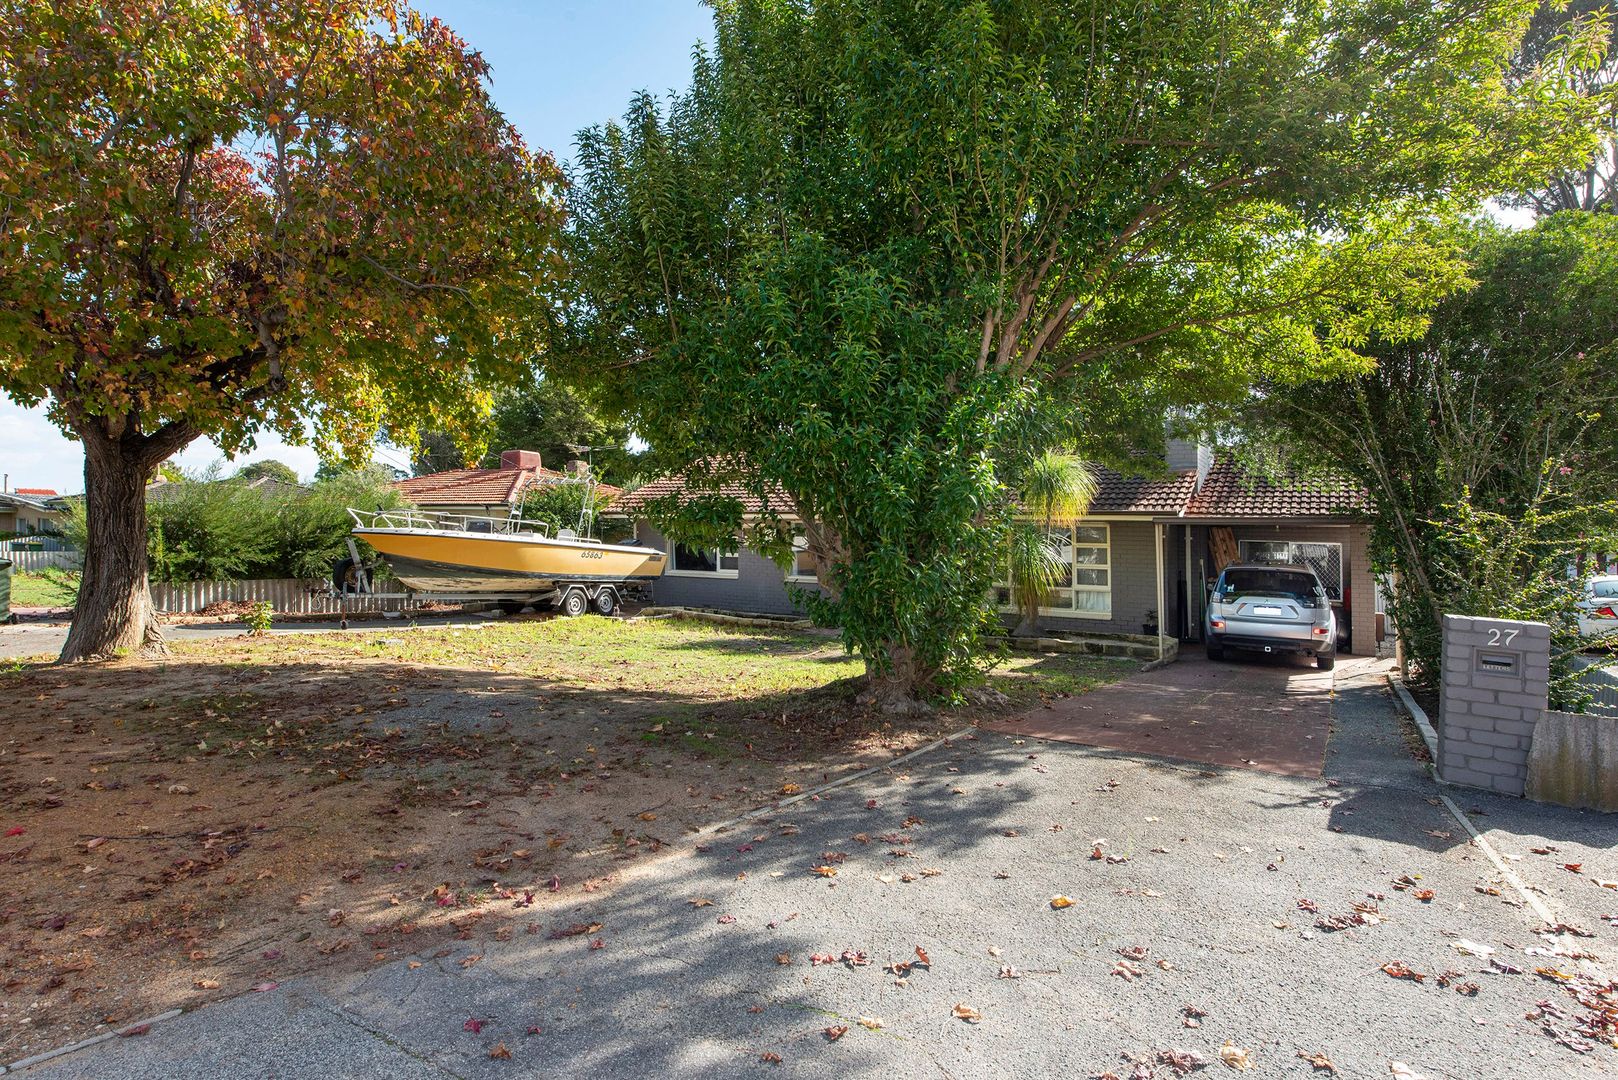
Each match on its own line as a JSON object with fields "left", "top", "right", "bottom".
{"left": 395, "top": 450, "right": 623, "bottom": 516}
{"left": 612, "top": 439, "right": 1381, "bottom": 659}
{"left": 0, "top": 487, "right": 72, "bottom": 549}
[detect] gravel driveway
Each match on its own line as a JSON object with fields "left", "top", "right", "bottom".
{"left": 18, "top": 663, "right": 1614, "bottom": 1078}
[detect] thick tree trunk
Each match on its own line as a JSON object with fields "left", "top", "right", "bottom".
{"left": 59, "top": 434, "right": 165, "bottom": 662}
{"left": 857, "top": 644, "right": 934, "bottom": 715}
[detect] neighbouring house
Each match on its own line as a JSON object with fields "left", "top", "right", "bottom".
{"left": 0, "top": 487, "right": 70, "bottom": 545}
{"left": 611, "top": 438, "right": 1382, "bottom": 657}
{"left": 394, "top": 450, "right": 623, "bottom": 518}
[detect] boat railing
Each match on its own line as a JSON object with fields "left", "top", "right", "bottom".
{"left": 347, "top": 506, "right": 582, "bottom": 539}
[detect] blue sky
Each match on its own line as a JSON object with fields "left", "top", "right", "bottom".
{"left": 0, "top": 1, "right": 713, "bottom": 494}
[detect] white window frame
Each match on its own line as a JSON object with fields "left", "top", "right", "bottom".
{"left": 993, "top": 521, "right": 1113, "bottom": 620}
{"left": 666, "top": 541, "right": 740, "bottom": 578}
{"left": 786, "top": 536, "right": 818, "bottom": 583}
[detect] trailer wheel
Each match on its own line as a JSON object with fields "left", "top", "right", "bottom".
{"left": 593, "top": 588, "right": 618, "bottom": 616}
{"left": 560, "top": 588, "right": 589, "bottom": 618}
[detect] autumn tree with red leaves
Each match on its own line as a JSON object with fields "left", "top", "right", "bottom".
{"left": 0, "top": 1, "right": 564, "bottom": 660}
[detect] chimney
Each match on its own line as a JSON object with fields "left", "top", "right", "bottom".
{"left": 1164, "top": 435, "right": 1213, "bottom": 488}
{"left": 564, "top": 459, "right": 589, "bottom": 477}
{"left": 499, "top": 450, "right": 543, "bottom": 470}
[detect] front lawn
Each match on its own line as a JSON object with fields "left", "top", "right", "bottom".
{"left": 0, "top": 614, "right": 1128, "bottom": 1059}
{"left": 8, "top": 569, "right": 78, "bottom": 608}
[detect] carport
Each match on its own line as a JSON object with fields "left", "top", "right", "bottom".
{"left": 1156, "top": 459, "right": 1380, "bottom": 657}
{"left": 983, "top": 652, "right": 1339, "bottom": 777}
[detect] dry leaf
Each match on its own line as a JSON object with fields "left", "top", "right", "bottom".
{"left": 760, "top": 1052, "right": 782, "bottom": 1064}
{"left": 1382, "top": 961, "right": 1426, "bottom": 982}
{"left": 489, "top": 1042, "right": 512, "bottom": 1060}
{"left": 857, "top": 1016, "right": 883, "bottom": 1030}
{"left": 1389, "top": 1065, "right": 1429, "bottom": 1080}
{"left": 775, "top": 952, "right": 792, "bottom": 965}
{"left": 824, "top": 1025, "right": 849, "bottom": 1041}
{"left": 1049, "top": 895, "right": 1075, "bottom": 909}
{"left": 1298, "top": 1050, "right": 1337, "bottom": 1073}
{"left": 952, "top": 1002, "right": 982, "bottom": 1023}
{"left": 780, "top": 783, "right": 802, "bottom": 795}
{"left": 811, "top": 865, "right": 839, "bottom": 877}
{"left": 1219, "top": 1039, "right": 1254, "bottom": 1070}
{"left": 914, "top": 945, "right": 931, "bottom": 966}
{"left": 688, "top": 897, "right": 713, "bottom": 908}
{"left": 193, "top": 978, "right": 220, "bottom": 990}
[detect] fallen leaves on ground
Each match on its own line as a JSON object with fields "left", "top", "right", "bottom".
{"left": 952, "top": 1002, "right": 981, "bottom": 1023}
{"left": 1050, "top": 895, "right": 1075, "bottom": 909}
{"left": 823, "top": 1025, "right": 848, "bottom": 1041}
{"left": 464, "top": 1017, "right": 485, "bottom": 1033}
{"left": 858, "top": 1016, "right": 883, "bottom": 1030}
{"left": 1382, "top": 962, "right": 1427, "bottom": 983}
{"left": 759, "top": 1051, "right": 782, "bottom": 1064}
{"left": 1157, "top": 1047, "right": 1209, "bottom": 1074}
{"left": 687, "top": 897, "right": 713, "bottom": 908}
{"left": 1218, "top": 1039, "right": 1254, "bottom": 1070}
{"left": 489, "top": 1042, "right": 511, "bottom": 1060}
{"left": 810, "top": 865, "right": 839, "bottom": 877}
{"left": 1297, "top": 1050, "right": 1338, "bottom": 1073}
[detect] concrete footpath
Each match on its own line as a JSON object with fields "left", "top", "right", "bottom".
{"left": 16, "top": 665, "right": 1615, "bottom": 1078}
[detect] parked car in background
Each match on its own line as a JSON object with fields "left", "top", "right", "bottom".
{"left": 1205, "top": 562, "right": 1337, "bottom": 670}
{"left": 1579, "top": 575, "right": 1618, "bottom": 644}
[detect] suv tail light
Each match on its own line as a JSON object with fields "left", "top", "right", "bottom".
{"left": 1313, "top": 627, "right": 1329, "bottom": 636}
{"left": 1211, "top": 619, "right": 1225, "bottom": 630}
{"left": 1597, "top": 605, "right": 1617, "bottom": 619}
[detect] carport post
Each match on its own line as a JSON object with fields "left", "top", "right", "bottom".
{"left": 1155, "top": 523, "right": 1166, "bottom": 663}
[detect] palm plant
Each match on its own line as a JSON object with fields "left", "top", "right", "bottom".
{"left": 1008, "top": 452, "right": 1098, "bottom": 637}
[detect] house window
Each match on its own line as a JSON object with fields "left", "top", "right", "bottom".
{"left": 994, "top": 522, "right": 1112, "bottom": 618}
{"left": 669, "top": 543, "right": 740, "bottom": 577}
{"left": 787, "top": 537, "right": 818, "bottom": 582}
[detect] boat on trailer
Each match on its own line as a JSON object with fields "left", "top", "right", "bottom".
{"left": 347, "top": 507, "right": 665, "bottom": 616}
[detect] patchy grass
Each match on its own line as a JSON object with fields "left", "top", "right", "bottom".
{"left": 0, "top": 614, "right": 1128, "bottom": 1058}
{"left": 8, "top": 569, "right": 79, "bottom": 608}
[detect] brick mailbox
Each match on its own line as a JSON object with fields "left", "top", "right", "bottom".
{"left": 1436, "top": 615, "right": 1551, "bottom": 796}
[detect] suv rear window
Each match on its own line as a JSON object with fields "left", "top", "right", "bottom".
{"left": 1220, "top": 568, "right": 1321, "bottom": 602}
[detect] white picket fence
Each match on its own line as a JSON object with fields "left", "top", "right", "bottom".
{"left": 0, "top": 549, "right": 80, "bottom": 572}
{"left": 150, "top": 578, "right": 411, "bottom": 614}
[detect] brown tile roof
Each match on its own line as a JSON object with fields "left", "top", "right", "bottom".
{"left": 395, "top": 467, "right": 621, "bottom": 507}
{"left": 608, "top": 454, "right": 1368, "bottom": 524}
{"left": 610, "top": 467, "right": 789, "bottom": 517}
{"left": 13, "top": 487, "right": 57, "bottom": 496}
{"left": 1088, "top": 467, "right": 1199, "bottom": 515}
{"left": 1179, "top": 458, "right": 1369, "bottom": 520}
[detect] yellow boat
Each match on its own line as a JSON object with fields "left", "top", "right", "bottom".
{"left": 348, "top": 508, "right": 665, "bottom": 615}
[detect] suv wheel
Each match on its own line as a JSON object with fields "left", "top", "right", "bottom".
{"left": 1317, "top": 653, "right": 1335, "bottom": 671}
{"left": 1206, "top": 643, "right": 1224, "bottom": 661}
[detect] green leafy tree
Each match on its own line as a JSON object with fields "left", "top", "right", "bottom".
{"left": 1223, "top": 213, "right": 1618, "bottom": 694}
{"left": 565, "top": 0, "right": 1597, "bottom": 708}
{"left": 234, "top": 460, "right": 302, "bottom": 487}
{"left": 0, "top": 1, "right": 564, "bottom": 660}
{"left": 1505, "top": 0, "right": 1617, "bottom": 215}
{"left": 146, "top": 464, "right": 277, "bottom": 583}
{"left": 410, "top": 377, "right": 632, "bottom": 480}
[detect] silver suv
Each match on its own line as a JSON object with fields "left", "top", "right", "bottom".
{"left": 1205, "top": 562, "right": 1336, "bottom": 670}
